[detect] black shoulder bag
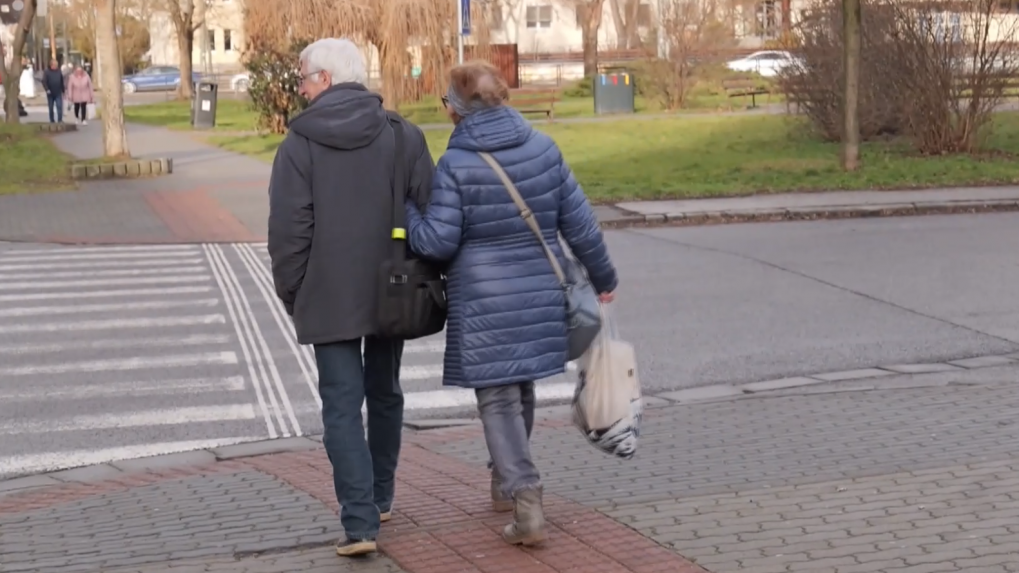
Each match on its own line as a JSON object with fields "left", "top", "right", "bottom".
{"left": 376, "top": 113, "right": 448, "bottom": 340}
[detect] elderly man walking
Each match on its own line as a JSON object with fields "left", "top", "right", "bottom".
{"left": 267, "top": 38, "right": 435, "bottom": 557}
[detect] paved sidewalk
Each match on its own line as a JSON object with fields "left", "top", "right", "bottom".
{"left": 4, "top": 365, "right": 1019, "bottom": 572}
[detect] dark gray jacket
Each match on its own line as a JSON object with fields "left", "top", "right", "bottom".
{"left": 268, "top": 83, "right": 434, "bottom": 345}
{"left": 42, "top": 68, "right": 65, "bottom": 96}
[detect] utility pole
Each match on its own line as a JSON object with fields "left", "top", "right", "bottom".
{"left": 456, "top": 0, "right": 465, "bottom": 64}
{"left": 46, "top": 9, "right": 54, "bottom": 60}
{"left": 197, "top": 0, "right": 211, "bottom": 74}
{"left": 841, "top": 0, "right": 861, "bottom": 171}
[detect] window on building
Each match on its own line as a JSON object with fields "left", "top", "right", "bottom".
{"left": 526, "top": 4, "right": 553, "bottom": 28}
{"left": 487, "top": 3, "right": 504, "bottom": 29}
{"left": 575, "top": 4, "right": 586, "bottom": 27}
{"left": 754, "top": 1, "right": 778, "bottom": 39}
{"left": 224, "top": 29, "right": 234, "bottom": 51}
{"left": 207, "top": 29, "right": 217, "bottom": 51}
{"left": 637, "top": 3, "right": 652, "bottom": 27}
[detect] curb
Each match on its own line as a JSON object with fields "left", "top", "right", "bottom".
{"left": 598, "top": 199, "right": 1019, "bottom": 229}
{"left": 2, "top": 350, "right": 1017, "bottom": 493}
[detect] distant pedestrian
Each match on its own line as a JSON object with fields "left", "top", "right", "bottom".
{"left": 41, "top": 59, "right": 65, "bottom": 124}
{"left": 267, "top": 38, "right": 435, "bottom": 558}
{"left": 66, "top": 66, "right": 94, "bottom": 125}
{"left": 404, "top": 61, "right": 618, "bottom": 547}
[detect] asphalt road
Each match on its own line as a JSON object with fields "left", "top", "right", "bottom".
{"left": 1, "top": 212, "right": 1017, "bottom": 477}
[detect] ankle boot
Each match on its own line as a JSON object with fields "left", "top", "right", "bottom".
{"left": 502, "top": 486, "right": 546, "bottom": 546}
{"left": 491, "top": 473, "right": 513, "bottom": 512}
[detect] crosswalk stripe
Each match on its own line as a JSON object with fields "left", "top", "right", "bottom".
{"left": 0, "top": 258, "right": 205, "bottom": 271}
{"left": 402, "top": 365, "right": 446, "bottom": 380}
{"left": 0, "top": 245, "right": 201, "bottom": 256}
{"left": 0, "top": 286, "right": 214, "bottom": 303}
{"left": 0, "top": 266, "right": 208, "bottom": 280}
{"left": 0, "top": 334, "right": 233, "bottom": 355}
{"left": 0, "top": 437, "right": 264, "bottom": 478}
{"left": 0, "top": 314, "right": 226, "bottom": 333}
{"left": 0, "top": 376, "right": 247, "bottom": 400}
{"left": 0, "top": 275, "right": 210, "bottom": 290}
{"left": 0, "top": 250, "right": 200, "bottom": 262}
{"left": 0, "top": 352, "right": 239, "bottom": 376}
{"left": 404, "top": 340, "right": 446, "bottom": 354}
{"left": 0, "top": 405, "right": 257, "bottom": 435}
{"left": 0, "top": 298, "right": 219, "bottom": 318}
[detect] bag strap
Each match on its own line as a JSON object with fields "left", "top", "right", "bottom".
{"left": 477, "top": 151, "right": 566, "bottom": 284}
{"left": 387, "top": 111, "right": 409, "bottom": 264}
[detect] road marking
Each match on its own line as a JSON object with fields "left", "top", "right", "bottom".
{"left": 0, "top": 266, "right": 208, "bottom": 280}
{"left": 0, "top": 250, "right": 200, "bottom": 262}
{"left": 0, "top": 275, "right": 210, "bottom": 290}
{"left": 0, "top": 314, "right": 226, "bottom": 334}
{"left": 0, "top": 437, "right": 263, "bottom": 478}
{"left": 236, "top": 243, "right": 321, "bottom": 409}
{"left": 0, "top": 352, "right": 239, "bottom": 376}
{"left": 0, "top": 333, "right": 233, "bottom": 355}
{"left": 0, "top": 286, "right": 214, "bottom": 303}
{"left": 0, "top": 404, "right": 257, "bottom": 435}
{"left": 0, "top": 298, "right": 219, "bottom": 318}
{"left": 0, "top": 245, "right": 200, "bottom": 256}
{"left": 408, "top": 381, "right": 576, "bottom": 410}
{"left": 404, "top": 340, "right": 446, "bottom": 354}
{"left": 0, "top": 258, "right": 205, "bottom": 271}
{"left": 204, "top": 244, "right": 285, "bottom": 439}
{"left": 401, "top": 364, "right": 446, "bottom": 380}
{"left": 0, "top": 376, "right": 246, "bottom": 400}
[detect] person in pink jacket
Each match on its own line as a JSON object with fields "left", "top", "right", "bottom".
{"left": 65, "top": 66, "right": 94, "bottom": 125}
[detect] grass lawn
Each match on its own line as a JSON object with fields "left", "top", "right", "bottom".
{"left": 208, "top": 112, "right": 1019, "bottom": 201}
{"left": 0, "top": 123, "right": 75, "bottom": 194}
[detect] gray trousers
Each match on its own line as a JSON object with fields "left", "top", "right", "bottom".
{"left": 476, "top": 382, "right": 540, "bottom": 497}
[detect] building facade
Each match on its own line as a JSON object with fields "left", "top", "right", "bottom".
{"left": 147, "top": 0, "right": 246, "bottom": 74}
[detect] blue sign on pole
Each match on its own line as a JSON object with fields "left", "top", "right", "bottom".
{"left": 461, "top": 0, "right": 471, "bottom": 36}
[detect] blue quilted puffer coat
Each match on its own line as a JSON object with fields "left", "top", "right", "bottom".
{"left": 404, "top": 105, "right": 618, "bottom": 389}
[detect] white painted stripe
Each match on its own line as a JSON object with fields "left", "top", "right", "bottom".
{"left": 0, "top": 404, "right": 256, "bottom": 435}
{"left": 0, "top": 266, "right": 207, "bottom": 280}
{"left": 0, "top": 298, "right": 219, "bottom": 318}
{"left": 0, "top": 245, "right": 200, "bottom": 256}
{"left": 0, "top": 250, "right": 200, "bottom": 262}
{"left": 405, "top": 381, "right": 577, "bottom": 411}
{"left": 0, "top": 275, "right": 209, "bottom": 290}
{"left": 0, "top": 352, "right": 238, "bottom": 376}
{"left": 0, "top": 437, "right": 264, "bottom": 478}
{"left": 401, "top": 364, "right": 446, "bottom": 380}
{"left": 0, "top": 258, "right": 204, "bottom": 271}
{"left": 0, "top": 314, "right": 225, "bottom": 334}
{"left": 0, "top": 285, "right": 213, "bottom": 302}
{"left": 404, "top": 340, "right": 446, "bottom": 354}
{"left": 209, "top": 244, "right": 301, "bottom": 436}
{"left": 0, "top": 333, "right": 233, "bottom": 355}
{"left": 203, "top": 244, "right": 280, "bottom": 439}
{"left": 236, "top": 244, "right": 321, "bottom": 409}
{"left": 0, "top": 376, "right": 246, "bottom": 400}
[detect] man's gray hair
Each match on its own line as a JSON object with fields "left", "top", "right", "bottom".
{"left": 300, "top": 38, "right": 368, "bottom": 86}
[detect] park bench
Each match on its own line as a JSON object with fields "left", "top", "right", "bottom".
{"left": 508, "top": 88, "right": 558, "bottom": 121}
{"left": 722, "top": 79, "right": 770, "bottom": 109}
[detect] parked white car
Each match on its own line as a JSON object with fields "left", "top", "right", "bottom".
{"left": 726, "top": 51, "right": 801, "bottom": 77}
{"left": 230, "top": 72, "right": 250, "bottom": 92}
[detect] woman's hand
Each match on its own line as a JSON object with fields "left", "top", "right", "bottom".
{"left": 598, "top": 292, "right": 614, "bottom": 303}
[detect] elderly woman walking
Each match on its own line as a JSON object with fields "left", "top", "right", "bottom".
{"left": 65, "top": 66, "right": 94, "bottom": 125}
{"left": 404, "top": 61, "right": 618, "bottom": 546}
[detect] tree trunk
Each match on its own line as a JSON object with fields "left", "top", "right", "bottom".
{"left": 581, "top": 0, "right": 605, "bottom": 78}
{"left": 2, "top": 0, "right": 37, "bottom": 124}
{"left": 841, "top": 0, "right": 861, "bottom": 171}
{"left": 96, "top": 0, "right": 130, "bottom": 157}
{"left": 176, "top": 29, "right": 195, "bottom": 99}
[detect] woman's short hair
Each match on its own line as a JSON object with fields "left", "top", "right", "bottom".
{"left": 449, "top": 61, "right": 510, "bottom": 108}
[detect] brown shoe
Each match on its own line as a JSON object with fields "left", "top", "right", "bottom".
{"left": 502, "top": 486, "right": 546, "bottom": 546}
{"left": 491, "top": 473, "right": 513, "bottom": 513}
{"left": 335, "top": 538, "right": 377, "bottom": 557}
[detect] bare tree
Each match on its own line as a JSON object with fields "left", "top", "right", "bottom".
{"left": 156, "top": 0, "right": 206, "bottom": 99}
{"left": 1, "top": 0, "right": 36, "bottom": 124}
{"left": 842, "top": 0, "right": 861, "bottom": 170}
{"left": 608, "top": 0, "right": 641, "bottom": 49}
{"left": 569, "top": 0, "right": 606, "bottom": 77}
{"left": 96, "top": 0, "right": 130, "bottom": 157}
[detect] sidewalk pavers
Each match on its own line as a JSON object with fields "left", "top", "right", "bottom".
{"left": 3, "top": 365, "right": 1019, "bottom": 572}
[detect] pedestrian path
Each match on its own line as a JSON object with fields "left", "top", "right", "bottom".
{"left": 0, "top": 243, "right": 576, "bottom": 478}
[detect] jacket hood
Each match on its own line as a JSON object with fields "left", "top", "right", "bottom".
{"left": 447, "top": 106, "right": 533, "bottom": 153}
{"left": 288, "top": 83, "right": 388, "bottom": 150}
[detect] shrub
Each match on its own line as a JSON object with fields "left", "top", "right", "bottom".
{"left": 563, "top": 76, "right": 593, "bottom": 98}
{"left": 245, "top": 42, "right": 309, "bottom": 135}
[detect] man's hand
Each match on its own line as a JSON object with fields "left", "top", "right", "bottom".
{"left": 598, "top": 292, "right": 614, "bottom": 303}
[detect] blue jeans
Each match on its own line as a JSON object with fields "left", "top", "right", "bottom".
{"left": 46, "top": 93, "right": 63, "bottom": 123}
{"left": 314, "top": 337, "right": 404, "bottom": 540}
